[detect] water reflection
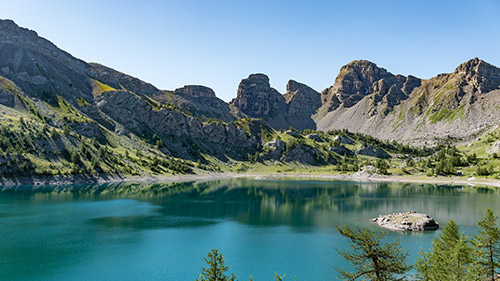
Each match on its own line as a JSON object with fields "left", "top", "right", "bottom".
{"left": 2, "top": 178, "right": 500, "bottom": 229}
{"left": 1, "top": 178, "right": 500, "bottom": 281}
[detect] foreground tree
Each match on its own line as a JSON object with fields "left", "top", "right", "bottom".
{"left": 471, "top": 209, "right": 500, "bottom": 280}
{"left": 335, "top": 225, "right": 411, "bottom": 280}
{"left": 415, "top": 220, "right": 472, "bottom": 280}
{"left": 196, "top": 249, "right": 237, "bottom": 281}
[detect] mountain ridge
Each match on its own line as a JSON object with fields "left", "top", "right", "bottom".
{"left": 3, "top": 18, "right": 500, "bottom": 144}
{"left": 3, "top": 18, "right": 500, "bottom": 182}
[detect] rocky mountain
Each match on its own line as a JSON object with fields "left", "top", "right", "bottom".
{"left": 316, "top": 60, "right": 421, "bottom": 118}
{"left": 0, "top": 19, "right": 276, "bottom": 180}
{"left": 150, "top": 85, "right": 238, "bottom": 122}
{"left": 230, "top": 73, "right": 289, "bottom": 128}
{"left": 230, "top": 74, "right": 322, "bottom": 130}
{"left": 3, "top": 18, "right": 500, "bottom": 181}
{"left": 284, "top": 80, "right": 322, "bottom": 130}
{"left": 316, "top": 58, "right": 500, "bottom": 143}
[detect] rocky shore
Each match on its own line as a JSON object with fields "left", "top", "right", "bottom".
{"left": 372, "top": 211, "right": 439, "bottom": 231}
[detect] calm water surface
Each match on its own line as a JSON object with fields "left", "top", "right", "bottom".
{"left": 1, "top": 178, "right": 499, "bottom": 280}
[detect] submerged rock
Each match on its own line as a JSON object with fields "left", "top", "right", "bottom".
{"left": 372, "top": 211, "right": 439, "bottom": 231}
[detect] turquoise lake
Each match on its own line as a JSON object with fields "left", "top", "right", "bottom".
{"left": 1, "top": 178, "right": 499, "bottom": 280}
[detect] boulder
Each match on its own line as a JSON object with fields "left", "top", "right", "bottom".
{"left": 372, "top": 211, "right": 439, "bottom": 231}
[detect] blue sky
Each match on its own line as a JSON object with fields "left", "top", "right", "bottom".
{"left": 2, "top": 0, "right": 499, "bottom": 101}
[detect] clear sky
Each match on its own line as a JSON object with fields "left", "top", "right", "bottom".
{"left": 2, "top": 0, "right": 499, "bottom": 101}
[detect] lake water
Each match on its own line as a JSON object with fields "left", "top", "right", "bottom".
{"left": 1, "top": 178, "right": 499, "bottom": 280}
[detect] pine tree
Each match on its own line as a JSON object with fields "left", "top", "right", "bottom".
{"left": 335, "top": 225, "right": 411, "bottom": 280}
{"left": 415, "top": 220, "right": 472, "bottom": 280}
{"left": 196, "top": 249, "right": 237, "bottom": 281}
{"left": 471, "top": 209, "right": 500, "bottom": 280}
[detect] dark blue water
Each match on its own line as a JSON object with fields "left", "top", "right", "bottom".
{"left": 0, "top": 179, "right": 498, "bottom": 280}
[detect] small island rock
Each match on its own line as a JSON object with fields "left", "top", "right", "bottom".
{"left": 372, "top": 211, "right": 439, "bottom": 231}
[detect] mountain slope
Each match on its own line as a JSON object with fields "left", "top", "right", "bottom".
{"left": 315, "top": 58, "right": 500, "bottom": 144}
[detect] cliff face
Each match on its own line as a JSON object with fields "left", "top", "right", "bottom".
{"left": 230, "top": 74, "right": 322, "bottom": 130}
{"left": 284, "top": 80, "right": 321, "bottom": 130}
{"left": 230, "top": 73, "right": 289, "bottom": 129}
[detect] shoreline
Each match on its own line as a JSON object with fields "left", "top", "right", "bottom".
{"left": 1, "top": 171, "right": 500, "bottom": 189}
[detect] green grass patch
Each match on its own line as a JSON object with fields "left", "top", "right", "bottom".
{"left": 428, "top": 105, "right": 465, "bottom": 124}
{"left": 92, "top": 79, "right": 116, "bottom": 93}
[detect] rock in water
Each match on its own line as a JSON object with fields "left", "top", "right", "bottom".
{"left": 372, "top": 211, "right": 439, "bottom": 231}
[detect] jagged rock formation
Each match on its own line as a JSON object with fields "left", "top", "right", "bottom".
{"left": 316, "top": 60, "right": 421, "bottom": 118}
{"left": 284, "top": 80, "right": 321, "bottom": 130}
{"left": 372, "top": 211, "right": 439, "bottom": 231}
{"left": 230, "top": 74, "right": 322, "bottom": 130}
{"left": 94, "top": 89, "right": 258, "bottom": 159}
{"left": 262, "top": 139, "right": 285, "bottom": 160}
{"left": 230, "top": 73, "right": 289, "bottom": 128}
{"left": 316, "top": 58, "right": 500, "bottom": 144}
{"left": 281, "top": 144, "right": 319, "bottom": 165}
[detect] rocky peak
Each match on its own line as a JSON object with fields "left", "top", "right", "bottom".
{"left": 285, "top": 79, "right": 318, "bottom": 98}
{"left": 320, "top": 60, "right": 420, "bottom": 113}
{"left": 286, "top": 79, "right": 305, "bottom": 93}
{"left": 246, "top": 73, "right": 270, "bottom": 85}
{"left": 0, "top": 19, "right": 38, "bottom": 40}
{"left": 338, "top": 60, "right": 391, "bottom": 84}
{"left": 453, "top": 57, "right": 500, "bottom": 93}
{"left": 174, "top": 85, "right": 216, "bottom": 98}
{"left": 230, "top": 73, "right": 286, "bottom": 117}
{"left": 284, "top": 79, "right": 321, "bottom": 130}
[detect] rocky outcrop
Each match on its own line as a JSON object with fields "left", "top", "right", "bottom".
{"left": 94, "top": 89, "right": 257, "bottom": 158}
{"left": 356, "top": 145, "right": 391, "bottom": 159}
{"left": 372, "top": 211, "right": 439, "bottom": 231}
{"left": 262, "top": 139, "right": 285, "bottom": 160}
{"left": 316, "top": 58, "right": 500, "bottom": 144}
{"left": 328, "top": 145, "right": 354, "bottom": 156}
{"left": 230, "top": 74, "right": 289, "bottom": 129}
{"left": 317, "top": 60, "right": 421, "bottom": 117}
{"left": 333, "top": 135, "right": 354, "bottom": 145}
{"left": 284, "top": 80, "right": 321, "bottom": 130}
{"left": 453, "top": 57, "right": 500, "bottom": 94}
{"left": 281, "top": 144, "right": 319, "bottom": 165}
{"left": 305, "top": 133, "right": 322, "bottom": 141}
{"left": 285, "top": 130, "right": 301, "bottom": 138}
{"left": 174, "top": 85, "right": 216, "bottom": 98}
